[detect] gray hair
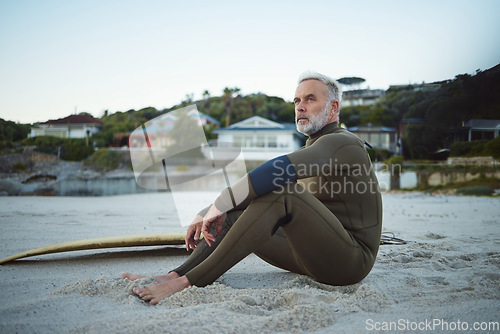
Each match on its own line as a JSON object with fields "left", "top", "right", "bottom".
{"left": 298, "top": 71, "right": 342, "bottom": 106}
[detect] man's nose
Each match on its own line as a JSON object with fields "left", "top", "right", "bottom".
{"left": 296, "top": 101, "right": 306, "bottom": 112}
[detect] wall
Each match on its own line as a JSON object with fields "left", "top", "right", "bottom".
{"left": 417, "top": 169, "right": 500, "bottom": 187}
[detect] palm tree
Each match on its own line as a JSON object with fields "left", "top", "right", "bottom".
{"left": 202, "top": 90, "right": 211, "bottom": 114}
{"left": 223, "top": 87, "right": 240, "bottom": 127}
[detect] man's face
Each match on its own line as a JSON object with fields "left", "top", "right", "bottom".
{"left": 294, "top": 79, "right": 336, "bottom": 136}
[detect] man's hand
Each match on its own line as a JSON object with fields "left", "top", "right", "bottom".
{"left": 185, "top": 215, "right": 203, "bottom": 251}
{"left": 202, "top": 204, "right": 227, "bottom": 247}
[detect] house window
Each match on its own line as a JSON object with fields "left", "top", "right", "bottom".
{"left": 369, "top": 133, "right": 383, "bottom": 147}
{"left": 268, "top": 136, "right": 277, "bottom": 148}
{"left": 245, "top": 136, "right": 253, "bottom": 148}
{"left": 471, "top": 130, "right": 494, "bottom": 140}
{"left": 256, "top": 136, "right": 265, "bottom": 147}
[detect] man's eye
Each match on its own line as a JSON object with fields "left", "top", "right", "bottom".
{"left": 294, "top": 100, "right": 300, "bottom": 104}
{"left": 308, "top": 97, "right": 314, "bottom": 101}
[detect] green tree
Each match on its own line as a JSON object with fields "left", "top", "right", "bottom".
{"left": 0, "top": 118, "right": 31, "bottom": 142}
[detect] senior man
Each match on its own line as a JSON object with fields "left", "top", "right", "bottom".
{"left": 123, "top": 71, "right": 382, "bottom": 304}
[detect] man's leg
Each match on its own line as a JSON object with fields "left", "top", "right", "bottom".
{"left": 172, "top": 210, "right": 243, "bottom": 276}
{"left": 253, "top": 228, "right": 309, "bottom": 275}
{"left": 122, "top": 210, "right": 243, "bottom": 282}
{"left": 133, "top": 187, "right": 378, "bottom": 303}
{"left": 130, "top": 211, "right": 246, "bottom": 304}
{"left": 185, "top": 187, "right": 378, "bottom": 287}
{"left": 171, "top": 211, "right": 311, "bottom": 279}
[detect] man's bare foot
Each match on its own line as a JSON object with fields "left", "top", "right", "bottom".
{"left": 133, "top": 276, "right": 191, "bottom": 305}
{"left": 121, "top": 271, "right": 180, "bottom": 283}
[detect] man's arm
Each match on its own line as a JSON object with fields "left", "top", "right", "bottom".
{"left": 210, "top": 132, "right": 366, "bottom": 213}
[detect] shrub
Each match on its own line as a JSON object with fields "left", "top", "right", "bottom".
{"left": 450, "top": 137, "right": 500, "bottom": 159}
{"left": 485, "top": 137, "right": 500, "bottom": 158}
{"left": 84, "top": 149, "right": 123, "bottom": 171}
{"left": 0, "top": 140, "right": 14, "bottom": 150}
{"left": 20, "top": 136, "right": 94, "bottom": 161}
{"left": 384, "top": 155, "right": 404, "bottom": 175}
{"left": 456, "top": 186, "right": 494, "bottom": 196}
{"left": 12, "top": 163, "right": 26, "bottom": 172}
{"left": 367, "top": 148, "right": 391, "bottom": 162}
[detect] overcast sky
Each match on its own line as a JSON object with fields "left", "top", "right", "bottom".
{"left": 1, "top": 0, "right": 499, "bottom": 124}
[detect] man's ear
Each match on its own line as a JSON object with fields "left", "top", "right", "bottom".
{"left": 330, "top": 100, "right": 339, "bottom": 113}
{"left": 329, "top": 100, "right": 340, "bottom": 122}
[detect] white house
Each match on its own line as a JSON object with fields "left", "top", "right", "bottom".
{"left": 211, "top": 116, "right": 305, "bottom": 161}
{"left": 29, "top": 114, "right": 103, "bottom": 139}
{"left": 114, "top": 107, "right": 220, "bottom": 147}
{"left": 149, "top": 108, "right": 221, "bottom": 132}
{"left": 341, "top": 89, "right": 386, "bottom": 107}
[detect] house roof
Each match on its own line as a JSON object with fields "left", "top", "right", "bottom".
{"left": 41, "top": 114, "right": 103, "bottom": 125}
{"left": 214, "top": 116, "right": 298, "bottom": 133}
{"left": 229, "top": 116, "right": 284, "bottom": 129}
{"left": 348, "top": 124, "right": 396, "bottom": 132}
{"left": 464, "top": 119, "right": 500, "bottom": 130}
{"left": 154, "top": 109, "right": 221, "bottom": 126}
{"left": 198, "top": 111, "right": 221, "bottom": 126}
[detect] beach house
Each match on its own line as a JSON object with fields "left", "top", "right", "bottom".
{"left": 28, "top": 114, "right": 103, "bottom": 139}
{"left": 347, "top": 123, "right": 398, "bottom": 153}
{"left": 210, "top": 116, "right": 305, "bottom": 161}
{"left": 341, "top": 89, "right": 386, "bottom": 107}
{"left": 462, "top": 119, "right": 500, "bottom": 141}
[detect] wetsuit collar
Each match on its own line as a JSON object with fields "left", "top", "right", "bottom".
{"left": 306, "top": 122, "right": 340, "bottom": 143}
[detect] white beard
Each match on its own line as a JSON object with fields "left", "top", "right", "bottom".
{"left": 296, "top": 102, "right": 330, "bottom": 136}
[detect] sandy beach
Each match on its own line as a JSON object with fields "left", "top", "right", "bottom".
{"left": 1, "top": 192, "right": 499, "bottom": 333}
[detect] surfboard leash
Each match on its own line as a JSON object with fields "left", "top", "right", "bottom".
{"left": 380, "top": 232, "right": 407, "bottom": 245}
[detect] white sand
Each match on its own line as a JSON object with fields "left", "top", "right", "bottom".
{"left": 0, "top": 192, "right": 499, "bottom": 333}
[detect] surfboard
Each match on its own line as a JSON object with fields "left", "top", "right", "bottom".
{"left": 0, "top": 232, "right": 187, "bottom": 265}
